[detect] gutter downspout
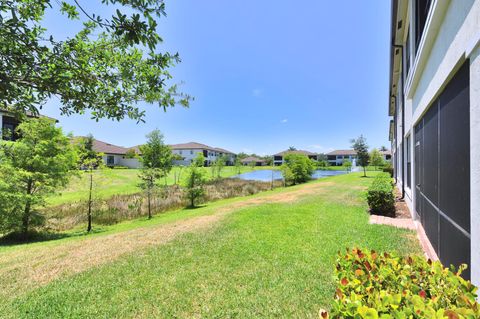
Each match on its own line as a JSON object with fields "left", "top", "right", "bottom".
{"left": 392, "top": 95, "right": 398, "bottom": 182}
{"left": 393, "top": 43, "right": 406, "bottom": 199}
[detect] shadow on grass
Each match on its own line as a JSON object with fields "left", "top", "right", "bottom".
{"left": 0, "top": 228, "right": 107, "bottom": 247}
{"left": 184, "top": 204, "right": 207, "bottom": 210}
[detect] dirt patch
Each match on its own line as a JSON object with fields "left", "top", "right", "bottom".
{"left": 0, "top": 180, "right": 332, "bottom": 300}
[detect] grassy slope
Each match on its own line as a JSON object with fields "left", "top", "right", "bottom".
{"left": 47, "top": 166, "right": 277, "bottom": 206}
{"left": 2, "top": 172, "right": 421, "bottom": 318}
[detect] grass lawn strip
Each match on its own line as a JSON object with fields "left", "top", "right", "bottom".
{"left": 1, "top": 172, "right": 422, "bottom": 317}
{"left": 0, "top": 178, "right": 334, "bottom": 302}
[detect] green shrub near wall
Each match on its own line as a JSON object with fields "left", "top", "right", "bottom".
{"left": 366, "top": 173, "right": 395, "bottom": 217}
{"left": 325, "top": 248, "right": 480, "bottom": 318}
{"left": 383, "top": 164, "right": 394, "bottom": 178}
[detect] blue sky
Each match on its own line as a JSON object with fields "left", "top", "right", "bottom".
{"left": 41, "top": 1, "right": 391, "bottom": 155}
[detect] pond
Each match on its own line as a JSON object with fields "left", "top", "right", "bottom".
{"left": 231, "top": 169, "right": 349, "bottom": 182}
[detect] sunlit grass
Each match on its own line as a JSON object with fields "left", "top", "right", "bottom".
{"left": 2, "top": 172, "right": 421, "bottom": 318}
{"left": 47, "top": 166, "right": 277, "bottom": 206}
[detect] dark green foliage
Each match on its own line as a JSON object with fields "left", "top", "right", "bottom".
{"left": 138, "top": 130, "right": 172, "bottom": 219}
{"left": 329, "top": 248, "right": 480, "bottom": 318}
{"left": 281, "top": 153, "right": 315, "bottom": 185}
{"left": 351, "top": 135, "right": 370, "bottom": 177}
{"left": 183, "top": 153, "right": 207, "bottom": 207}
{"left": 0, "top": 0, "right": 191, "bottom": 121}
{"left": 367, "top": 173, "right": 395, "bottom": 217}
{"left": 124, "top": 149, "right": 137, "bottom": 159}
{"left": 316, "top": 159, "right": 330, "bottom": 168}
{"left": 383, "top": 163, "right": 394, "bottom": 178}
{"left": 370, "top": 148, "right": 385, "bottom": 170}
{"left": 0, "top": 118, "right": 77, "bottom": 237}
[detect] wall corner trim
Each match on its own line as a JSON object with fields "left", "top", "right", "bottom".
{"left": 465, "top": 31, "right": 480, "bottom": 58}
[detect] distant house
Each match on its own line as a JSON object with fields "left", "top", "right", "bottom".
{"left": 0, "top": 109, "right": 56, "bottom": 141}
{"left": 326, "top": 149, "right": 391, "bottom": 166}
{"left": 326, "top": 150, "right": 357, "bottom": 166}
{"left": 169, "top": 142, "right": 236, "bottom": 166}
{"left": 273, "top": 150, "right": 318, "bottom": 166}
{"left": 74, "top": 137, "right": 141, "bottom": 168}
{"left": 380, "top": 150, "right": 392, "bottom": 162}
{"left": 241, "top": 156, "right": 266, "bottom": 166}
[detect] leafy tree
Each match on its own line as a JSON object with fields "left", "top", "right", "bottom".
{"left": 342, "top": 159, "right": 352, "bottom": 172}
{"left": 281, "top": 153, "right": 314, "bottom": 185}
{"left": 125, "top": 149, "right": 137, "bottom": 159}
{"left": 288, "top": 146, "right": 297, "bottom": 151}
{"left": 172, "top": 154, "right": 184, "bottom": 184}
{"left": 236, "top": 152, "right": 249, "bottom": 160}
{"left": 263, "top": 156, "right": 273, "bottom": 166}
{"left": 192, "top": 152, "right": 205, "bottom": 167}
{"left": 0, "top": 1, "right": 190, "bottom": 121}
{"left": 316, "top": 153, "right": 328, "bottom": 162}
{"left": 370, "top": 148, "right": 385, "bottom": 171}
{"left": 234, "top": 157, "right": 242, "bottom": 174}
{"left": 351, "top": 135, "right": 370, "bottom": 177}
{"left": 0, "top": 118, "right": 77, "bottom": 238}
{"left": 74, "top": 134, "right": 104, "bottom": 232}
{"left": 317, "top": 160, "right": 330, "bottom": 168}
{"left": 379, "top": 146, "right": 388, "bottom": 152}
{"left": 213, "top": 155, "right": 227, "bottom": 178}
{"left": 183, "top": 153, "right": 207, "bottom": 207}
{"left": 138, "top": 130, "right": 172, "bottom": 219}
{"left": 248, "top": 160, "right": 256, "bottom": 170}
{"left": 172, "top": 153, "right": 184, "bottom": 164}
{"left": 280, "top": 165, "right": 294, "bottom": 187}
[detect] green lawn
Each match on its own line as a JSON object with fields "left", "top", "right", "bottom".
{"left": 1, "top": 172, "right": 421, "bottom": 317}
{"left": 47, "top": 166, "right": 277, "bottom": 206}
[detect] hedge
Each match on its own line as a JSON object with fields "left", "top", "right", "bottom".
{"left": 367, "top": 173, "right": 395, "bottom": 217}
{"left": 321, "top": 248, "right": 480, "bottom": 318}
{"left": 383, "top": 165, "right": 394, "bottom": 178}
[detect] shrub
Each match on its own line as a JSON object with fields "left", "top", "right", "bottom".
{"left": 182, "top": 165, "right": 207, "bottom": 207}
{"left": 328, "top": 248, "right": 480, "bottom": 318}
{"left": 281, "top": 153, "right": 315, "bottom": 185}
{"left": 383, "top": 163, "right": 394, "bottom": 177}
{"left": 367, "top": 173, "right": 395, "bottom": 217}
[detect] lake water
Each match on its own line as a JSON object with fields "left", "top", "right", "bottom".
{"left": 231, "top": 169, "right": 349, "bottom": 182}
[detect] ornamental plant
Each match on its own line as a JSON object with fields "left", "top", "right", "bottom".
{"left": 327, "top": 248, "right": 480, "bottom": 318}
{"left": 366, "top": 173, "right": 395, "bottom": 217}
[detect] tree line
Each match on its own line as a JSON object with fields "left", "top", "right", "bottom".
{"left": 0, "top": 118, "right": 207, "bottom": 240}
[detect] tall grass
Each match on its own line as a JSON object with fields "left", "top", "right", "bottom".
{"left": 43, "top": 179, "right": 282, "bottom": 231}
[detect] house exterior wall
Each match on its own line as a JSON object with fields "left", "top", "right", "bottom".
{"left": 470, "top": 43, "right": 480, "bottom": 288}
{"left": 390, "top": 0, "right": 480, "bottom": 286}
{"left": 171, "top": 149, "right": 235, "bottom": 166}
{"left": 172, "top": 149, "right": 203, "bottom": 166}
{"left": 118, "top": 158, "right": 141, "bottom": 169}
{"left": 328, "top": 155, "right": 357, "bottom": 166}
{"left": 102, "top": 154, "right": 123, "bottom": 166}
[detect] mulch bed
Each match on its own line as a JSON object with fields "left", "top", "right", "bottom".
{"left": 393, "top": 188, "right": 411, "bottom": 219}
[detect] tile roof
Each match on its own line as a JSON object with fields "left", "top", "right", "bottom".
{"left": 129, "top": 142, "right": 236, "bottom": 155}
{"left": 169, "top": 142, "right": 212, "bottom": 150}
{"left": 73, "top": 137, "right": 129, "bottom": 155}
{"left": 326, "top": 149, "right": 357, "bottom": 156}
{"left": 274, "top": 150, "right": 317, "bottom": 156}
{"left": 213, "top": 147, "right": 235, "bottom": 155}
{"left": 240, "top": 156, "right": 266, "bottom": 163}
{"left": 92, "top": 139, "right": 129, "bottom": 155}
{"left": 326, "top": 149, "right": 392, "bottom": 156}
{"left": 0, "top": 108, "right": 58, "bottom": 122}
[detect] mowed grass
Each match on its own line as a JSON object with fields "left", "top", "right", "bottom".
{"left": 47, "top": 166, "right": 276, "bottom": 206}
{"left": 2, "top": 172, "right": 421, "bottom": 318}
